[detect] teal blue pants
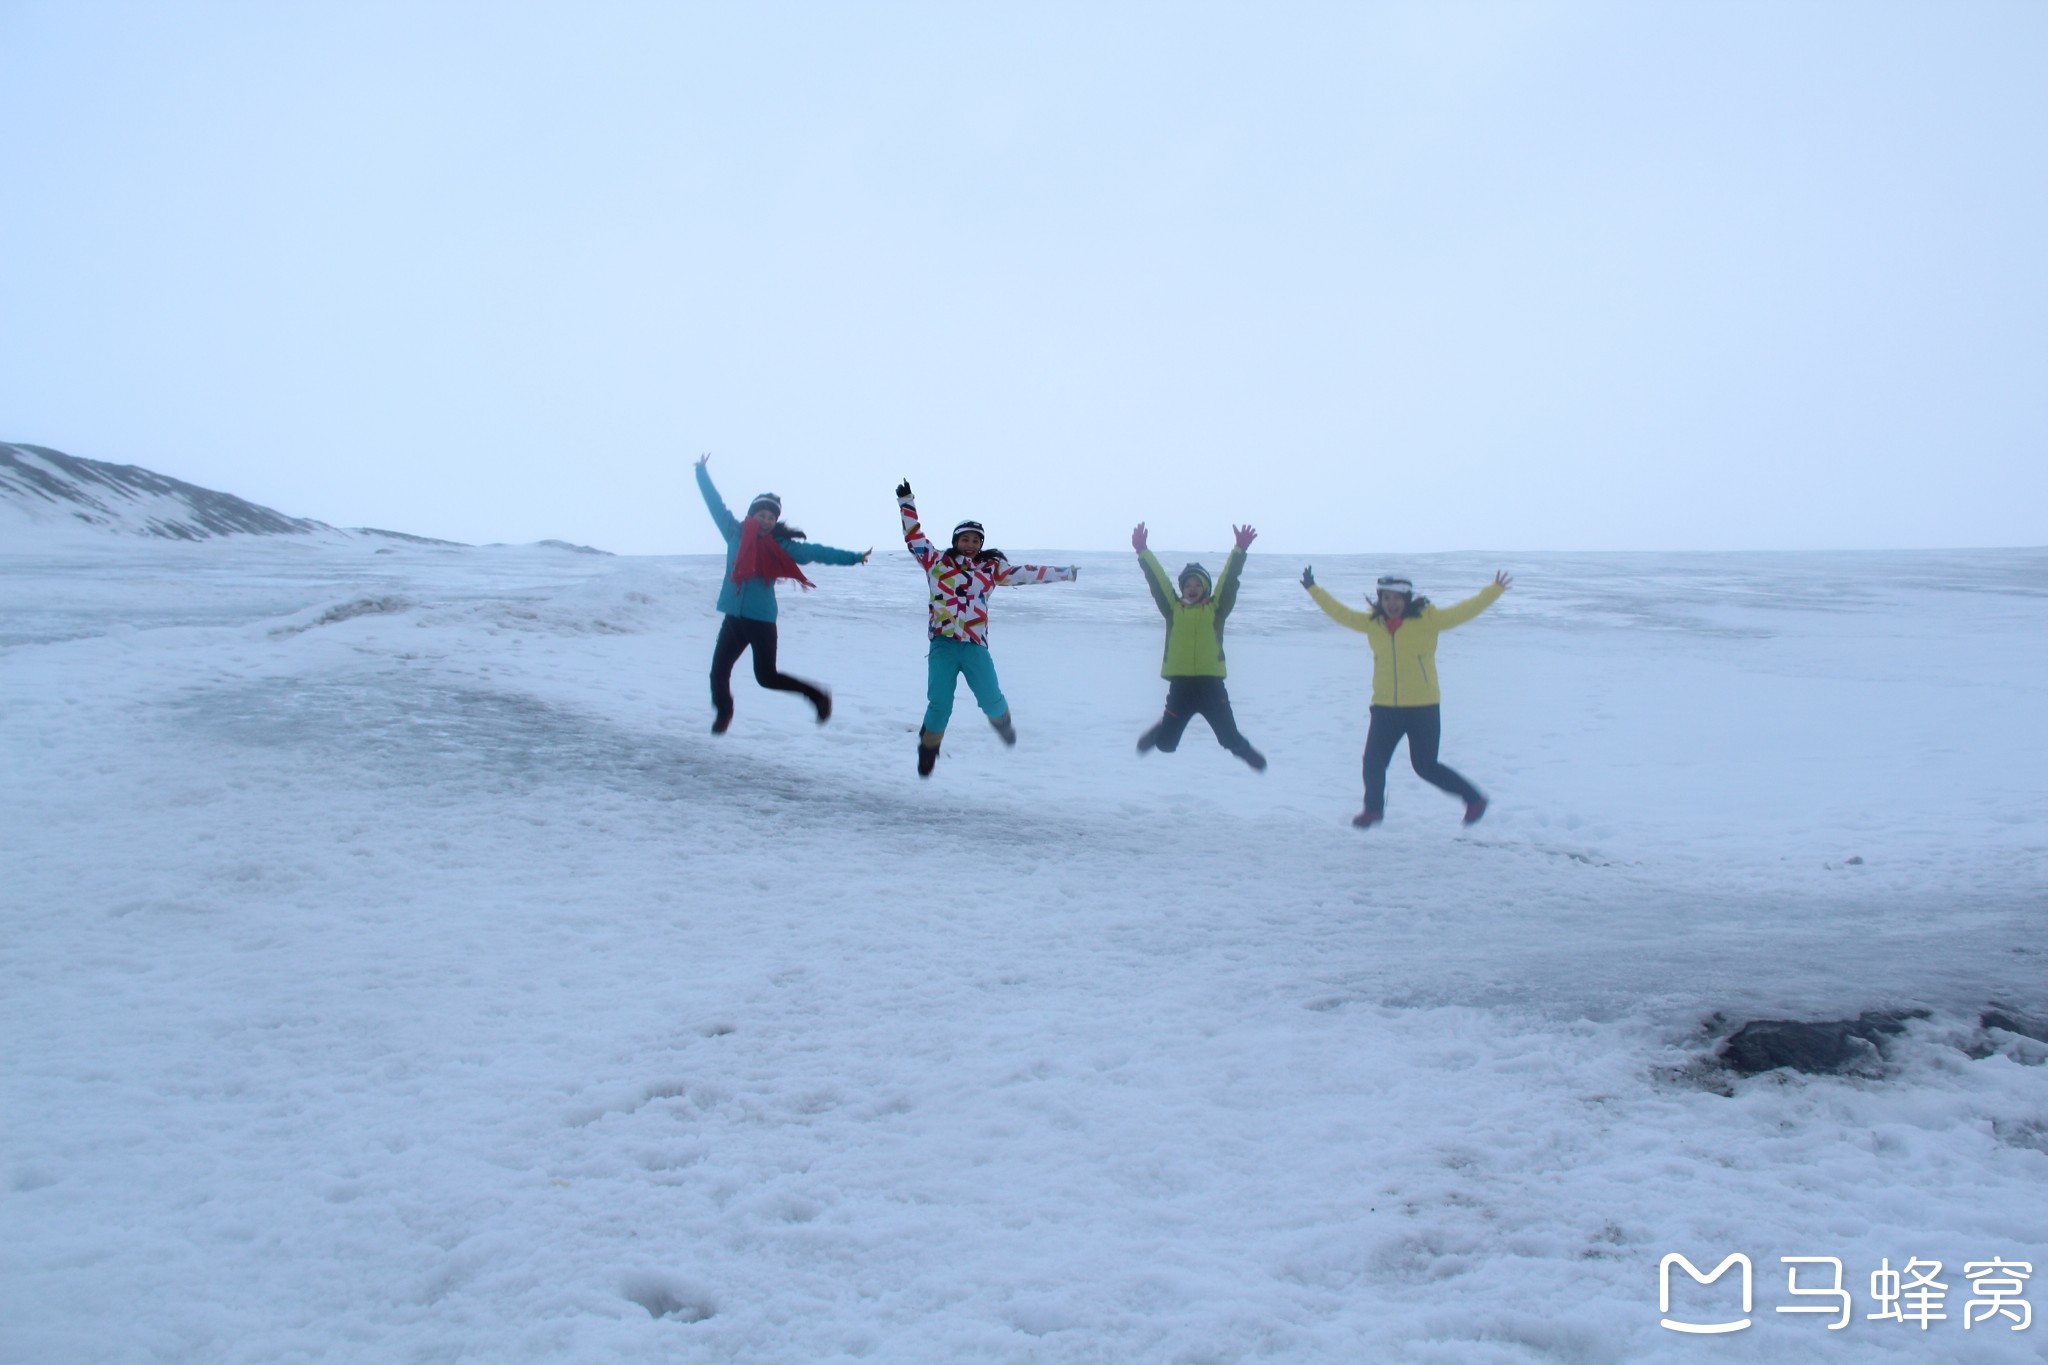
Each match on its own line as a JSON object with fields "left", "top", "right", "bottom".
{"left": 924, "top": 637, "right": 1007, "bottom": 733}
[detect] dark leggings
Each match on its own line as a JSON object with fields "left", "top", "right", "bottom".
{"left": 1145, "top": 677, "right": 1263, "bottom": 762}
{"left": 1363, "top": 704, "right": 1481, "bottom": 813}
{"left": 709, "top": 615, "right": 827, "bottom": 715}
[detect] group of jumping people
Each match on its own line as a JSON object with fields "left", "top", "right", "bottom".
{"left": 694, "top": 454, "right": 1512, "bottom": 826}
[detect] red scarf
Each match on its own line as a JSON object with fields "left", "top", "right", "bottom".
{"left": 732, "top": 519, "right": 813, "bottom": 590}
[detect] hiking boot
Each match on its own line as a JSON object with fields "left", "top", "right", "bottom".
{"left": 917, "top": 742, "right": 939, "bottom": 777}
{"left": 1462, "top": 797, "right": 1488, "bottom": 826}
{"left": 1351, "top": 808, "right": 1383, "bottom": 830}
{"left": 989, "top": 713, "right": 1016, "bottom": 747}
{"left": 711, "top": 706, "right": 734, "bottom": 735}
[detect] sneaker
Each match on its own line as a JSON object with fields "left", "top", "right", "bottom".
{"left": 917, "top": 742, "right": 939, "bottom": 778}
{"left": 1462, "top": 797, "right": 1488, "bottom": 826}
{"left": 711, "top": 706, "right": 734, "bottom": 735}
{"left": 813, "top": 691, "right": 832, "bottom": 724}
{"left": 1351, "top": 808, "right": 1383, "bottom": 829}
{"left": 989, "top": 713, "right": 1016, "bottom": 747}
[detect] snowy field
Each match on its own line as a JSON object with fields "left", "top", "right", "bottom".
{"left": 2, "top": 530, "right": 2045, "bottom": 1364}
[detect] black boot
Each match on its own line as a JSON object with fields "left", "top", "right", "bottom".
{"left": 917, "top": 729, "right": 941, "bottom": 777}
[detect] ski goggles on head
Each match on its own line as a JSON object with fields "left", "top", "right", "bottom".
{"left": 1375, "top": 576, "right": 1413, "bottom": 595}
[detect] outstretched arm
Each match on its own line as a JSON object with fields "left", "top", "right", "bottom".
{"left": 897, "top": 480, "right": 938, "bottom": 569}
{"left": 787, "top": 539, "right": 869, "bottom": 567}
{"left": 995, "top": 562, "right": 1079, "bottom": 587}
{"left": 1135, "top": 542, "right": 1176, "bottom": 620}
{"left": 1307, "top": 581, "right": 1375, "bottom": 633}
{"left": 1214, "top": 529, "right": 1253, "bottom": 620}
{"left": 695, "top": 454, "right": 738, "bottom": 540}
{"left": 1429, "top": 576, "right": 1509, "bottom": 630}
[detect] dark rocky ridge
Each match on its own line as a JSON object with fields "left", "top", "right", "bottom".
{"left": 1, "top": 442, "right": 467, "bottom": 546}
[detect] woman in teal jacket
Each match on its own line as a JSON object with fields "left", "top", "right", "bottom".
{"left": 695, "top": 454, "right": 868, "bottom": 733}
{"left": 1132, "top": 521, "right": 1265, "bottom": 770}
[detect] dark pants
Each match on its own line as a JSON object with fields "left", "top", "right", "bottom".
{"left": 710, "top": 615, "right": 827, "bottom": 716}
{"left": 1144, "top": 677, "right": 1263, "bottom": 763}
{"left": 1362, "top": 704, "right": 1481, "bottom": 813}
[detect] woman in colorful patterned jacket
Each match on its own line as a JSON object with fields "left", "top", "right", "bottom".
{"left": 896, "top": 478, "right": 1078, "bottom": 777}
{"left": 1301, "top": 565, "right": 1511, "bottom": 827}
{"left": 696, "top": 454, "right": 869, "bottom": 733}
{"left": 1131, "top": 520, "right": 1266, "bottom": 771}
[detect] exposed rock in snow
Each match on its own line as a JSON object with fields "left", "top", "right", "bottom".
{"left": 1717, "top": 1009, "right": 1930, "bottom": 1076}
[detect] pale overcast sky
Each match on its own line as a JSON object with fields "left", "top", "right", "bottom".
{"left": 3, "top": 1, "right": 2043, "bottom": 555}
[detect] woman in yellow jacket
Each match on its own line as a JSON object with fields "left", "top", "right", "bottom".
{"left": 1301, "top": 567, "right": 1511, "bottom": 828}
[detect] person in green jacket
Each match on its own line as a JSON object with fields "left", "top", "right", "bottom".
{"left": 1133, "top": 521, "right": 1266, "bottom": 771}
{"left": 1302, "top": 566, "right": 1511, "bottom": 827}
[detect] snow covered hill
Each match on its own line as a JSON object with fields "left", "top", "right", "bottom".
{"left": 2, "top": 537, "right": 2043, "bottom": 1362}
{"left": 0, "top": 442, "right": 460, "bottom": 546}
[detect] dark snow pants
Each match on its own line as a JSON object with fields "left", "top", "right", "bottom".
{"left": 1362, "top": 703, "right": 1482, "bottom": 814}
{"left": 710, "top": 615, "right": 827, "bottom": 716}
{"left": 1145, "top": 677, "right": 1263, "bottom": 764}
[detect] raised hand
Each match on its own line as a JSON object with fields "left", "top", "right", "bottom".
{"left": 859, "top": 549, "right": 873, "bottom": 564}
{"left": 695, "top": 452, "right": 711, "bottom": 469}
{"left": 895, "top": 478, "right": 913, "bottom": 499}
{"left": 1494, "top": 570, "right": 1513, "bottom": 590}
{"left": 1233, "top": 524, "right": 1257, "bottom": 550}
{"left": 1131, "top": 522, "right": 1148, "bottom": 552}
{"left": 1300, "top": 565, "right": 1315, "bottom": 590}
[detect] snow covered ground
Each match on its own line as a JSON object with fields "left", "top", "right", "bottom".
{"left": 2, "top": 531, "right": 2044, "bottom": 1363}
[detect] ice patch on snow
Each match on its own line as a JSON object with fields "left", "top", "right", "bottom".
{"left": 269, "top": 595, "right": 411, "bottom": 636}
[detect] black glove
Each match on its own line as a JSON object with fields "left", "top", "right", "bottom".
{"left": 1300, "top": 566, "right": 1315, "bottom": 589}
{"left": 895, "top": 479, "right": 912, "bottom": 499}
